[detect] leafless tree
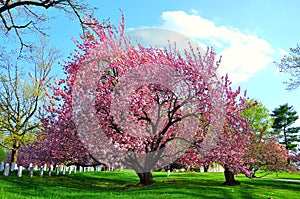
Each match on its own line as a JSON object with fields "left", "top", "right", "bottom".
{"left": 275, "top": 44, "right": 300, "bottom": 90}
{"left": 0, "top": 40, "right": 60, "bottom": 163}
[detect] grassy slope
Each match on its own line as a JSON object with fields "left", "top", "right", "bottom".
{"left": 0, "top": 170, "right": 299, "bottom": 199}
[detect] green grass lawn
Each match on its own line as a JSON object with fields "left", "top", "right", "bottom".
{"left": 0, "top": 170, "right": 299, "bottom": 199}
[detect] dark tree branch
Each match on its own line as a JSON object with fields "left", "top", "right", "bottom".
{"left": 0, "top": 0, "right": 96, "bottom": 50}
{"left": 0, "top": 0, "right": 62, "bottom": 13}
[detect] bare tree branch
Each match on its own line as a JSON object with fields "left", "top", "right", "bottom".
{"left": 275, "top": 44, "right": 300, "bottom": 90}
{"left": 0, "top": 0, "right": 96, "bottom": 50}
{"left": 0, "top": 0, "right": 63, "bottom": 13}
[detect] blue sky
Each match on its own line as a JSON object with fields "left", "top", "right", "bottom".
{"left": 46, "top": 0, "right": 300, "bottom": 126}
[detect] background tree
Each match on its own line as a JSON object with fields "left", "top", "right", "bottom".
{"left": 17, "top": 118, "right": 100, "bottom": 168}
{"left": 0, "top": 41, "right": 60, "bottom": 163}
{"left": 290, "top": 151, "right": 300, "bottom": 169}
{"left": 0, "top": 146, "right": 7, "bottom": 162}
{"left": 241, "top": 99, "right": 274, "bottom": 141}
{"left": 272, "top": 103, "right": 300, "bottom": 152}
{"left": 241, "top": 100, "right": 292, "bottom": 176}
{"left": 274, "top": 44, "right": 300, "bottom": 90}
{"left": 244, "top": 139, "right": 289, "bottom": 177}
{"left": 0, "top": 0, "right": 96, "bottom": 50}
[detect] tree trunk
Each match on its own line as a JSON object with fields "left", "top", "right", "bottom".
{"left": 137, "top": 172, "right": 154, "bottom": 186}
{"left": 287, "top": 152, "right": 291, "bottom": 164}
{"left": 203, "top": 165, "right": 209, "bottom": 172}
{"left": 250, "top": 168, "right": 258, "bottom": 178}
{"left": 11, "top": 140, "right": 19, "bottom": 163}
{"left": 223, "top": 167, "right": 240, "bottom": 186}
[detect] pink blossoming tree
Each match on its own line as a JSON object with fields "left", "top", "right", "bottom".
{"left": 19, "top": 14, "right": 253, "bottom": 186}
{"left": 179, "top": 77, "right": 254, "bottom": 185}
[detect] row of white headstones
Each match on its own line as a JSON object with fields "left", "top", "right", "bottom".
{"left": 0, "top": 162, "right": 113, "bottom": 177}
{"left": 1, "top": 162, "right": 172, "bottom": 178}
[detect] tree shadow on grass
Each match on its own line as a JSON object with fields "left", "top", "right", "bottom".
{"left": 2, "top": 171, "right": 298, "bottom": 199}
{"left": 0, "top": 171, "right": 138, "bottom": 199}
{"left": 114, "top": 175, "right": 252, "bottom": 199}
{"left": 243, "top": 178, "right": 300, "bottom": 192}
{"left": 1, "top": 172, "right": 234, "bottom": 199}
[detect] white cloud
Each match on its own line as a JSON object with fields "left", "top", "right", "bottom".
{"left": 159, "top": 11, "right": 275, "bottom": 83}
{"left": 190, "top": 9, "right": 199, "bottom": 15}
{"left": 278, "top": 48, "right": 288, "bottom": 56}
{"left": 126, "top": 28, "right": 199, "bottom": 50}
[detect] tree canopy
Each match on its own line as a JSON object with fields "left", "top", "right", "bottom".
{"left": 241, "top": 99, "right": 274, "bottom": 141}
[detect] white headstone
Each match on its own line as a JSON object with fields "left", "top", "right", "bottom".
{"left": 39, "top": 166, "right": 44, "bottom": 177}
{"left": 48, "top": 165, "right": 53, "bottom": 176}
{"left": 60, "top": 165, "right": 64, "bottom": 172}
{"left": 167, "top": 170, "right": 170, "bottom": 178}
{"left": 68, "top": 166, "right": 72, "bottom": 175}
{"left": 99, "top": 165, "right": 103, "bottom": 171}
{"left": 4, "top": 163, "right": 10, "bottom": 176}
{"left": 28, "top": 163, "right": 33, "bottom": 170}
{"left": 44, "top": 164, "right": 47, "bottom": 171}
{"left": 10, "top": 162, "right": 16, "bottom": 171}
{"left": 74, "top": 166, "right": 77, "bottom": 174}
{"left": 48, "top": 166, "right": 52, "bottom": 177}
{"left": 55, "top": 165, "right": 59, "bottom": 175}
{"left": 29, "top": 167, "right": 34, "bottom": 177}
{"left": 34, "top": 165, "right": 38, "bottom": 171}
{"left": 0, "top": 162, "right": 4, "bottom": 172}
{"left": 62, "top": 166, "right": 66, "bottom": 175}
{"left": 18, "top": 166, "right": 23, "bottom": 177}
{"left": 79, "top": 166, "right": 82, "bottom": 172}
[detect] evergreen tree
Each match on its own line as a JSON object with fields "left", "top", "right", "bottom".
{"left": 272, "top": 104, "right": 300, "bottom": 151}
